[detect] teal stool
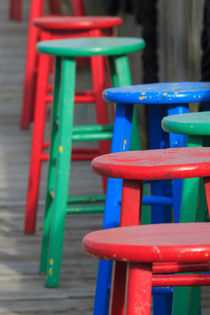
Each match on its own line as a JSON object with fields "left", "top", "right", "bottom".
{"left": 162, "top": 111, "right": 210, "bottom": 315}
{"left": 37, "top": 37, "right": 145, "bottom": 287}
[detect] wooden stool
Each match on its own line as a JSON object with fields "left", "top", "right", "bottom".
{"left": 89, "top": 147, "right": 210, "bottom": 315}
{"left": 35, "top": 37, "right": 145, "bottom": 287}
{"left": 20, "top": 0, "right": 85, "bottom": 129}
{"left": 94, "top": 82, "right": 210, "bottom": 315}
{"left": 83, "top": 223, "right": 210, "bottom": 315}
{"left": 24, "top": 16, "right": 123, "bottom": 235}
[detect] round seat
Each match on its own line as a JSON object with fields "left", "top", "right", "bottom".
{"left": 162, "top": 111, "right": 210, "bottom": 136}
{"left": 103, "top": 82, "right": 210, "bottom": 104}
{"left": 37, "top": 37, "right": 145, "bottom": 57}
{"left": 92, "top": 147, "right": 210, "bottom": 180}
{"left": 83, "top": 222, "right": 210, "bottom": 263}
{"left": 34, "top": 16, "right": 122, "bottom": 31}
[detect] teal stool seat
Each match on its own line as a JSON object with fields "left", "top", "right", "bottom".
{"left": 162, "top": 110, "right": 210, "bottom": 315}
{"left": 37, "top": 37, "right": 145, "bottom": 56}
{"left": 162, "top": 111, "right": 210, "bottom": 136}
{"left": 37, "top": 36, "right": 145, "bottom": 288}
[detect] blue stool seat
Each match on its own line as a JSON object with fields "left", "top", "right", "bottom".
{"left": 103, "top": 82, "right": 210, "bottom": 104}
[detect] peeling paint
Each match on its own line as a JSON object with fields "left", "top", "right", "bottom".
{"left": 123, "top": 139, "right": 127, "bottom": 150}
{"left": 139, "top": 96, "right": 147, "bottom": 100}
{"left": 59, "top": 145, "right": 63, "bottom": 153}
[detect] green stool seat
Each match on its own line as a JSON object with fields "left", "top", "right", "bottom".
{"left": 162, "top": 111, "right": 210, "bottom": 136}
{"left": 37, "top": 37, "right": 145, "bottom": 57}
{"left": 38, "top": 36, "right": 145, "bottom": 288}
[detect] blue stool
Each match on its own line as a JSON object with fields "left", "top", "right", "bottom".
{"left": 94, "top": 82, "right": 210, "bottom": 315}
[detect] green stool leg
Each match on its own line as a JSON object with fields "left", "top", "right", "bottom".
{"left": 46, "top": 57, "right": 76, "bottom": 287}
{"left": 172, "top": 135, "right": 202, "bottom": 315}
{"left": 40, "top": 57, "right": 62, "bottom": 275}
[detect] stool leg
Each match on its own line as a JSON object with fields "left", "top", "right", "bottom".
{"left": 24, "top": 31, "right": 51, "bottom": 234}
{"left": 48, "top": 0, "right": 61, "bottom": 14}
{"left": 45, "top": 57, "right": 76, "bottom": 287}
{"left": 15, "top": 0, "right": 22, "bottom": 21}
{"left": 40, "top": 57, "right": 62, "bottom": 274}
{"left": 71, "top": 0, "right": 85, "bottom": 15}
{"left": 21, "top": 0, "right": 43, "bottom": 129}
{"left": 149, "top": 104, "right": 172, "bottom": 315}
{"left": 109, "top": 261, "right": 127, "bottom": 315}
{"left": 90, "top": 54, "right": 111, "bottom": 188}
{"left": 9, "top": 0, "right": 14, "bottom": 20}
{"left": 93, "top": 55, "right": 135, "bottom": 315}
{"left": 172, "top": 135, "right": 202, "bottom": 315}
{"left": 109, "top": 180, "right": 143, "bottom": 314}
{"left": 168, "top": 105, "right": 188, "bottom": 222}
{"left": 125, "top": 263, "right": 152, "bottom": 315}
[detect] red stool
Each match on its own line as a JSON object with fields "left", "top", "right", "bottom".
{"left": 24, "top": 17, "right": 122, "bottom": 234}
{"left": 83, "top": 223, "right": 210, "bottom": 315}
{"left": 83, "top": 147, "right": 210, "bottom": 314}
{"left": 9, "top": 0, "right": 62, "bottom": 22}
{"left": 20, "top": 0, "right": 85, "bottom": 129}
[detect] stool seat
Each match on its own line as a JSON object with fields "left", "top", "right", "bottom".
{"left": 162, "top": 111, "right": 210, "bottom": 136}
{"left": 34, "top": 16, "right": 122, "bottom": 31}
{"left": 92, "top": 147, "right": 210, "bottom": 180}
{"left": 37, "top": 37, "right": 145, "bottom": 57}
{"left": 103, "top": 82, "right": 210, "bottom": 104}
{"left": 83, "top": 222, "right": 210, "bottom": 262}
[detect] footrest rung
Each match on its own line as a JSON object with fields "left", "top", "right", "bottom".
{"left": 143, "top": 195, "right": 173, "bottom": 206}
{"left": 66, "top": 204, "right": 104, "bottom": 214}
{"left": 68, "top": 194, "right": 106, "bottom": 204}
{"left": 72, "top": 132, "right": 112, "bottom": 141}
{"left": 72, "top": 124, "right": 113, "bottom": 134}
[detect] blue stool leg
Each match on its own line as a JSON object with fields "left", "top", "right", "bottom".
{"left": 149, "top": 104, "right": 172, "bottom": 315}
{"left": 93, "top": 102, "right": 133, "bottom": 315}
{"left": 93, "top": 55, "right": 134, "bottom": 315}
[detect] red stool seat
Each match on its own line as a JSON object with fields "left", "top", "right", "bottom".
{"left": 83, "top": 223, "right": 210, "bottom": 314}
{"left": 34, "top": 16, "right": 122, "bottom": 31}
{"left": 83, "top": 222, "right": 210, "bottom": 263}
{"left": 92, "top": 147, "right": 210, "bottom": 180}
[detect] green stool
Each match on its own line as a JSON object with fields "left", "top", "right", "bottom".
{"left": 37, "top": 37, "right": 145, "bottom": 287}
{"left": 162, "top": 111, "right": 210, "bottom": 315}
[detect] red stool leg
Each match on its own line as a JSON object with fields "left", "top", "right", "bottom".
{"left": 15, "top": 0, "right": 22, "bottom": 21}
{"left": 21, "top": 0, "right": 43, "bottom": 129}
{"left": 24, "top": 31, "right": 51, "bottom": 234}
{"left": 120, "top": 180, "right": 143, "bottom": 226}
{"left": 71, "top": 0, "right": 85, "bottom": 16}
{"left": 109, "top": 261, "right": 127, "bottom": 315}
{"left": 9, "top": 0, "right": 14, "bottom": 20}
{"left": 125, "top": 262, "right": 152, "bottom": 315}
{"left": 48, "top": 0, "right": 61, "bottom": 14}
{"left": 109, "top": 180, "right": 143, "bottom": 313}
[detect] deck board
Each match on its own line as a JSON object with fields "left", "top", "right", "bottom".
{"left": 0, "top": 0, "right": 210, "bottom": 314}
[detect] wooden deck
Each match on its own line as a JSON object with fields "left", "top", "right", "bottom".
{"left": 0, "top": 0, "right": 210, "bottom": 314}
